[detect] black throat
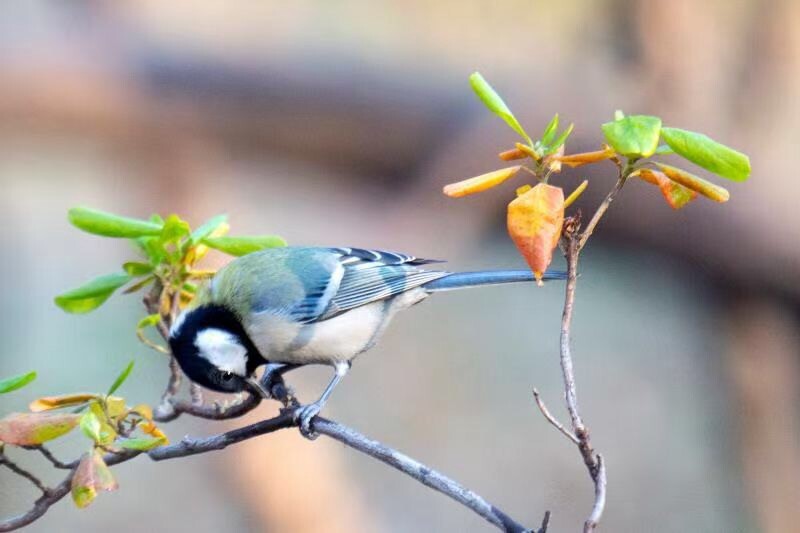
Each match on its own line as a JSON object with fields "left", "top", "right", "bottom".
{"left": 169, "top": 304, "right": 266, "bottom": 375}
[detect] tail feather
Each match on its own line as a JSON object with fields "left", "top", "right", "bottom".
{"left": 423, "top": 270, "right": 567, "bottom": 292}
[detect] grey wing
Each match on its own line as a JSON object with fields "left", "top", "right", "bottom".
{"left": 289, "top": 247, "right": 448, "bottom": 324}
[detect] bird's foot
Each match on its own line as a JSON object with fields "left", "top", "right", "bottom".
{"left": 294, "top": 402, "right": 322, "bottom": 440}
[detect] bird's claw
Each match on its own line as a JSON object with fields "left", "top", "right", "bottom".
{"left": 294, "top": 403, "right": 322, "bottom": 440}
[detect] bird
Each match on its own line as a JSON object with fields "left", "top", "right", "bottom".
{"left": 168, "top": 246, "right": 565, "bottom": 434}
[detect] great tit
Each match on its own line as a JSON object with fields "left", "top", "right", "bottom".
{"left": 168, "top": 246, "right": 565, "bottom": 433}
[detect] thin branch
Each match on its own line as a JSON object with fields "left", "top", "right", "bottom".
{"left": 532, "top": 389, "right": 579, "bottom": 445}
{"left": 583, "top": 455, "right": 607, "bottom": 533}
{"left": 0, "top": 475, "right": 71, "bottom": 532}
{"left": 189, "top": 383, "right": 204, "bottom": 406}
{"left": 24, "top": 446, "right": 71, "bottom": 470}
{"left": 577, "top": 171, "right": 628, "bottom": 250}
{"left": 0, "top": 453, "right": 50, "bottom": 496}
{"left": 313, "top": 418, "right": 533, "bottom": 533}
{"left": 559, "top": 224, "right": 599, "bottom": 478}
{"left": 153, "top": 393, "right": 261, "bottom": 423}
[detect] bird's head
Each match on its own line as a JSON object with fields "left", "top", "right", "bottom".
{"left": 168, "top": 304, "right": 267, "bottom": 396}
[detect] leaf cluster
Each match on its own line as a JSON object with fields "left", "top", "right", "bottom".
{"left": 447, "top": 72, "right": 752, "bottom": 276}
{"left": 55, "top": 208, "right": 286, "bottom": 315}
{"left": 0, "top": 362, "right": 167, "bottom": 508}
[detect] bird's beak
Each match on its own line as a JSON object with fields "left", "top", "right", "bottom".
{"left": 245, "top": 377, "right": 270, "bottom": 399}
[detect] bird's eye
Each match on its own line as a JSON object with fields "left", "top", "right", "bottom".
{"left": 221, "top": 371, "right": 234, "bottom": 382}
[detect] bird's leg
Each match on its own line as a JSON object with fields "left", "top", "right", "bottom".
{"left": 260, "top": 363, "right": 300, "bottom": 390}
{"left": 295, "top": 361, "right": 350, "bottom": 439}
{"left": 259, "top": 363, "right": 301, "bottom": 405}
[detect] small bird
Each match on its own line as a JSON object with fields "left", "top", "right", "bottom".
{"left": 169, "top": 246, "right": 565, "bottom": 433}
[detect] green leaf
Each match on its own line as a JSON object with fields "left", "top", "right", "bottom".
{"left": 660, "top": 127, "right": 751, "bottom": 181}
{"left": 0, "top": 371, "right": 36, "bottom": 394}
{"left": 601, "top": 115, "right": 662, "bottom": 158}
{"left": 55, "top": 273, "right": 132, "bottom": 314}
{"left": 68, "top": 207, "right": 163, "bottom": 238}
{"left": 137, "top": 314, "right": 161, "bottom": 330}
{"left": 79, "top": 404, "right": 116, "bottom": 446}
{"left": 137, "top": 237, "right": 166, "bottom": 264}
{"left": 107, "top": 361, "right": 134, "bottom": 396}
{"left": 117, "top": 436, "right": 166, "bottom": 451}
{"left": 160, "top": 214, "right": 191, "bottom": 243}
{"left": 541, "top": 114, "right": 559, "bottom": 146}
{"left": 190, "top": 214, "right": 228, "bottom": 244}
{"left": 543, "top": 123, "right": 574, "bottom": 155}
{"left": 122, "top": 262, "right": 153, "bottom": 276}
{"left": 469, "top": 72, "right": 532, "bottom": 145}
{"left": 202, "top": 235, "right": 287, "bottom": 257}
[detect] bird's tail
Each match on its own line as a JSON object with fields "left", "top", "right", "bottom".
{"left": 423, "top": 270, "right": 567, "bottom": 292}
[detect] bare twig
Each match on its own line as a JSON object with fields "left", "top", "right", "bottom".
{"left": 313, "top": 418, "right": 533, "bottom": 533}
{"left": 559, "top": 224, "right": 600, "bottom": 479}
{"left": 583, "top": 455, "right": 607, "bottom": 533}
{"left": 0, "top": 475, "right": 71, "bottom": 532}
{"left": 153, "top": 392, "right": 262, "bottom": 423}
{"left": 189, "top": 383, "right": 204, "bottom": 406}
{"left": 577, "top": 172, "right": 628, "bottom": 250}
{"left": 532, "top": 389, "right": 579, "bottom": 445}
{"left": 0, "top": 452, "right": 50, "bottom": 496}
{"left": 24, "top": 446, "right": 70, "bottom": 470}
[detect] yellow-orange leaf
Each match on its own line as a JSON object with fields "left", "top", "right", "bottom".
{"left": 71, "top": 450, "right": 118, "bottom": 508}
{"left": 498, "top": 147, "right": 528, "bottom": 161}
{"left": 564, "top": 180, "right": 589, "bottom": 208}
{"left": 443, "top": 166, "right": 522, "bottom": 198}
{"left": 0, "top": 412, "right": 80, "bottom": 445}
{"left": 636, "top": 168, "right": 698, "bottom": 209}
{"left": 655, "top": 163, "right": 730, "bottom": 203}
{"left": 130, "top": 404, "right": 153, "bottom": 421}
{"left": 507, "top": 183, "right": 565, "bottom": 283}
{"left": 29, "top": 393, "right": 99, "bottom": 412}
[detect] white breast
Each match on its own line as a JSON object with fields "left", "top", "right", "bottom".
{"left": 245, "top": 288, "right": 429, "bottom": 366}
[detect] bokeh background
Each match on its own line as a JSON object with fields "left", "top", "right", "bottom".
{"left": 1, "top": 1, "right": 798, "bottom": 532}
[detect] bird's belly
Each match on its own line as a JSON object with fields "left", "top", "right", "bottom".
{"left": 245, "top": 288, "right": 428, "bottom": 366}
{"left": 246, "top": 301, "right": 387, "bottom": 365}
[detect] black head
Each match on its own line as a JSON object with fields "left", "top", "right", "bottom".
{"left": 168, "top": 304, "right": 266, "bottom": 394}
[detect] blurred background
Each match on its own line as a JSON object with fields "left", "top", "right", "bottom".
{"left": 0, "top": 1, "right": 798, "bottom": 531}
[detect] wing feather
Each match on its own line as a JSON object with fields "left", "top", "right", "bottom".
{"left": 290, "top": 247, "right": 447, "bottom": 323}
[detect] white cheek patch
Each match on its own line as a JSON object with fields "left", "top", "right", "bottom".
{"left": 194, "top": 328, "right": 248, "bottom": 376}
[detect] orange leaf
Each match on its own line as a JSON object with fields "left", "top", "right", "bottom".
{"left": 655, "top": 163, "right": 730, "bottom": 203}
{"left": 636, "top": 168, "right": 698, "bottom": 209}
{"left": 555, "top": 147, "right": 615, "bottom": 168}
{"left": 507, "top": 183, "right": 565, "bottom": 283}
{"left": 29, "top": 393, "right": 99, "bottom": 412}
{"left": 443, "top": 166, "right": 522, "bottom": 198}
{"left": 71, "top": 450, "right": 118, "bottom": 508}
{"left": 0, "top": 412, "right": 80, "bottom": 445}
{"left": 498, "top": 147, "right": 528, "bottom": 161}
